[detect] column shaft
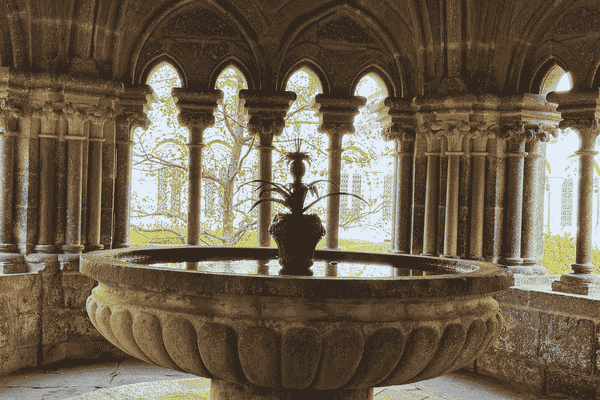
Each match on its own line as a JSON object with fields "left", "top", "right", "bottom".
{"left": 0, "top": 132, "right": 17, "bottom": 252}
{"left": 393, "top": 146, "right": 413, "bottom": 254}
{"left": 443, "top": 153, "right": 462, "bottom": 257}
{"left": 113, "top": 138, "right": 132, "bottom": 248}
{"left": 100, "top": 122, "right": 116, "bottom": 249}
{"left": 187, "top": 126, "right": 203, "bottom": 246}
{"left": 574, "top": 151, "right": 596, "bottom": 269}
{"left": 53, "top": 120, "right": 67, "bottom": 248}
{"left": 326, "top": 132, "right": 343, "bottom": 249}
{"left": 422, "top": 152, "right": 440, "bottom": 256}
{"left": 36, "top": 135, "right": 56, "bottom": 252}
{"left": 86, "top": 135, "right": 104, "bottom": 251}
{"left": 62, "top": 137, "right": 85, "bottom": 253}
{"left": 469, "top": 154, "right": 487, "bottom": 259}
{"left": 502, "top": 142, "right": 527, "bottom": 266}
{"left": 257, "top": 135, "right": 274, "bottom": 247}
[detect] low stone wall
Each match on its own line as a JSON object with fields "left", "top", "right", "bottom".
{"left": 0, "top": 259, "right": 127, "bottom": 376}
{"left": 472, "top": 286, "right": 600, "bottom": 400}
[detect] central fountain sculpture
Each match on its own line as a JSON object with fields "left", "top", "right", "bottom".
{"left": 81, "top": 144, "right": 512, "bottom": 400}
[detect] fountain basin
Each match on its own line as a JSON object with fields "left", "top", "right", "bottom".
{"left": 81, "top": 247, "right": 512, "bottom": 400}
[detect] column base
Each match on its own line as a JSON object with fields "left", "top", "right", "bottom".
{"left": 505, "top": 264, "right": 549, "bottom": 275}
{"left": 501, "top": 257, "right": 523, "bottom": 266}
{"left": 34, "top": 244, "right": 55, "bottom": 254}
{"left": 210, "top": 380, "right": 373, "bottom": 400}
{"left": 521, "top": 257, "right": 540, "bottom": 266}
{"left": 58, "top": 253, "right": 81, "bottom": 272}
{"left": 86, "top": 243, "right": 104, "bottom": 252}
{"left": 112, "top": 243, "right": 131, "bottom": 249}
{"left": 0, "top": 243, "right": 17, "bottom": 253}
{"left": 552, "top": 273, "right": 600, "bottom": 296}
{"left": 0, "top": 252, "right": 26, "bottom": 274}
{"left": 419, "top": 252, "right": 435, "bottom": 257}
{"left": 440, "top": 254, "right": 460, "bottom": 259}
{"left": 388, "top": 250, "right": 408, "bottom": 255}
{"left": 61, "top": 244, "right": 84, "bottom": 254}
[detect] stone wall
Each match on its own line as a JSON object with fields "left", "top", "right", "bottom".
{"left": 471, "top": 287, "right": 600, "bottom": 399}
{"left": 0, "top": 262, "right": 127, "bottom": 376}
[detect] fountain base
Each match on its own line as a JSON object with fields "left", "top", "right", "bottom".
{"left": 211, "top": 379, "right": 373, "bottom": 400}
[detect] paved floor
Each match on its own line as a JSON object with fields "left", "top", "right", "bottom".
{"left": 0, "top": 357, "right": 565, "bottom": 400}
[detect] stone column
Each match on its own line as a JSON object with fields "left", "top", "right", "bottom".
{"left": 113, "top": 112, "right": 146, "bottom": 249}
{"left": 391, "top": 135, "right": 414, "bottom": 254}
{"left": 34, "top": 102, "right": 60, "bottom": 254}
{"left": 469, "top": 128, "right": 495, "bottom": 260}
{"left": 0, "top": 103, "right": 26, "bottom": 273}
{"left": 240, "top": 91, "right": 296, "bottom": 247}
{"left": 547, "top": 89, "right": 600, "bottom": 294}
{"left": 113, "top": 85, "right": 154, "bottom": 249}
{"left": 437, "top": 121, "right": 471, "bottom": 258}
{"left": 419, "top": 125, "right": 443, "bottom": 256}
{"left": 518, "top": 130, "right": 557, "bottom": 283}
{"left": 100, "top": 120, "right": 116, "bottom": 249}
{"left": 500, "top": 124, "right": 531, "bottom": 267}
{"left": 378, "top": 98, "right": 417, "bottom": 255}
{"left": 60, "top": 103, "right": 87, "bottom": 255}
{"left": 314, "top": 95, "right": 366, "bottom": 250}
{"left": 53, "top": 118, "right": 68, "bottom": 249}
{"left": 173, "top": 90, "right": 223, "bottom": 246}
{"left": 85, "top": 106, "right": 114, "bottom": 251}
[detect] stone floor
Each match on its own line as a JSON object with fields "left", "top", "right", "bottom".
{"left": 0, "top": 357, "right": 566, "bottom": 400}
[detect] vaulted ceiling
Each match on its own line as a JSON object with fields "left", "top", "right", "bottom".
{"left": 1, "top": 0, "right": 599, "bottom": 95}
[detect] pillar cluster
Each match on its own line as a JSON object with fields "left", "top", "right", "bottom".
{"left": 547, "top": 90, "right": 600, "bottom": 295}
{"left": 378, "top": 92, "right": 560, "bottom": 285}
{"left": 0, "top": 68, "right": 154, "bottom": 273}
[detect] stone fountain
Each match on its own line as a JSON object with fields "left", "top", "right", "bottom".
{"left": 81, "top": 247, "right": 511, "bottom": 400}
{"left": 81, "top": 147, "right": 512, "bottom": 399}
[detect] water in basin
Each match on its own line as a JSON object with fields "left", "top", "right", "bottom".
{"left": 146, "top": 258, "right": 468, "bottom": 278}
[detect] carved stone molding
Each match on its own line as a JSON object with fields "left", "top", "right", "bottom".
{"left": 172, "top": 89, "right": 223, "bottom": 132}
{"left": 240, "top": 90, "right": 296, "bottom": 137}
{"left": 432, "top": 120, "right": 471, "bottom": 152}
{"left": 377, "top": 97, "right": 417, "bottom": 143}
{"left": 313, "top": 94, "right": 366, "bottom": 137}
{"left": 471, "top": 124, "right": 498, "bottom": 152}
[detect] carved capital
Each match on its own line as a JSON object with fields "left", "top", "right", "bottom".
{"left": 432, "top": 120, "right": 471, "bottom": 152}
{"left": 240, "top": 90, "right": 295, "bottom": 138}
{"left": 382, "top": 124, "right": 416, "bottom": 143}
{"left": 62, "top": 102, "right": 88, "bottom": 135}
{"left": 499, "top": 122, "right": 543, "bottom": 152}
{"left": 471, "top": 123, "right": 498, "bottom": 152}
{"left": 314, "top": 94, "right": 366, "bottom": 137}
{"left": 418, "top": 122, "right": 444, "bottom": 152}
{"left": 177, "top": 112, "right": 216, "bottom": 132}
{"left": 559, "top": 117, "right": 600, "bottom": 152}
{"left": 85, "top": 105, "right": 118, "bottom": 126}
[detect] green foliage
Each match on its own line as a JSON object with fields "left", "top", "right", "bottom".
{"left": 542, "top": 232, "right": 600, "bottom": 276}
{"left": 131, "top": 64, "right": 394, "bottom": 248}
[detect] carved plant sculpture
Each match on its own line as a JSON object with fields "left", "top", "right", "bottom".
{"left": 243, "top": 139, "right": 367, "bottom": 275}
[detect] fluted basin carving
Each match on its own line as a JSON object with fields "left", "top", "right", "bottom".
{"left": 81, "top": 247, "right": 512, "bottom": 400}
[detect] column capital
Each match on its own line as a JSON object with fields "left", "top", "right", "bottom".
{"left": 115, "top": 84, "right": 156, "bottom": 131}
{"left": 418, "top": 123, "right": 443, "bottom": 152}
{"left": 313, "top": 94, "right": 366, "bottom": 137}
{"left": 378, "top": 96, "right": 418, "bottom": 142}
{"left": 240, "top": 90, "right": 296, "bottom": 137}
{"left": 432, "top": 120, "right": 471, "bottom": 152}
{"left": 61, "top": 102, "right": 88, "bottom": 135}
{"left": 172, "top": 88, "right": 223, "bottom": 132}
{"left": 471, "top": 123, "right": 498, "bottom": 152}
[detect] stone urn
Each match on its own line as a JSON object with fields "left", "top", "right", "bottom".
{"left": 244, "top": 140, "right": 367, "bottom": 276}
{"left": 81, "top": 246, "right": 513, "bottom": 400}
{"left": 269, "top": 213, "right": 326, "bottom": 276}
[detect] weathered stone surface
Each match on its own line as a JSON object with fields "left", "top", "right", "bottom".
{"left": 546, "top": 370, "right": 600, "bottom": 400}
{"left": 539, "top": 313, "right": 594, "bottom": 374}
{"left": 476, "top": 352, "right": 544, "bottom": 393}
{"left": 490, "top": 305, "right": 539, "bottom": 358}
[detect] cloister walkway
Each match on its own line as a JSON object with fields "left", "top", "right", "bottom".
{"left": 0, "top": 357, "right": 565, "bottom": 400}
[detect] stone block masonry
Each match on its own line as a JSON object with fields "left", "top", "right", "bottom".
{"left": 474, "top": 287, "right": 600, "bottom": 399}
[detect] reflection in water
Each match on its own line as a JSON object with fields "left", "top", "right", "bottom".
{"left": 149, "top": 259, "right": 461, "bottom": 278}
